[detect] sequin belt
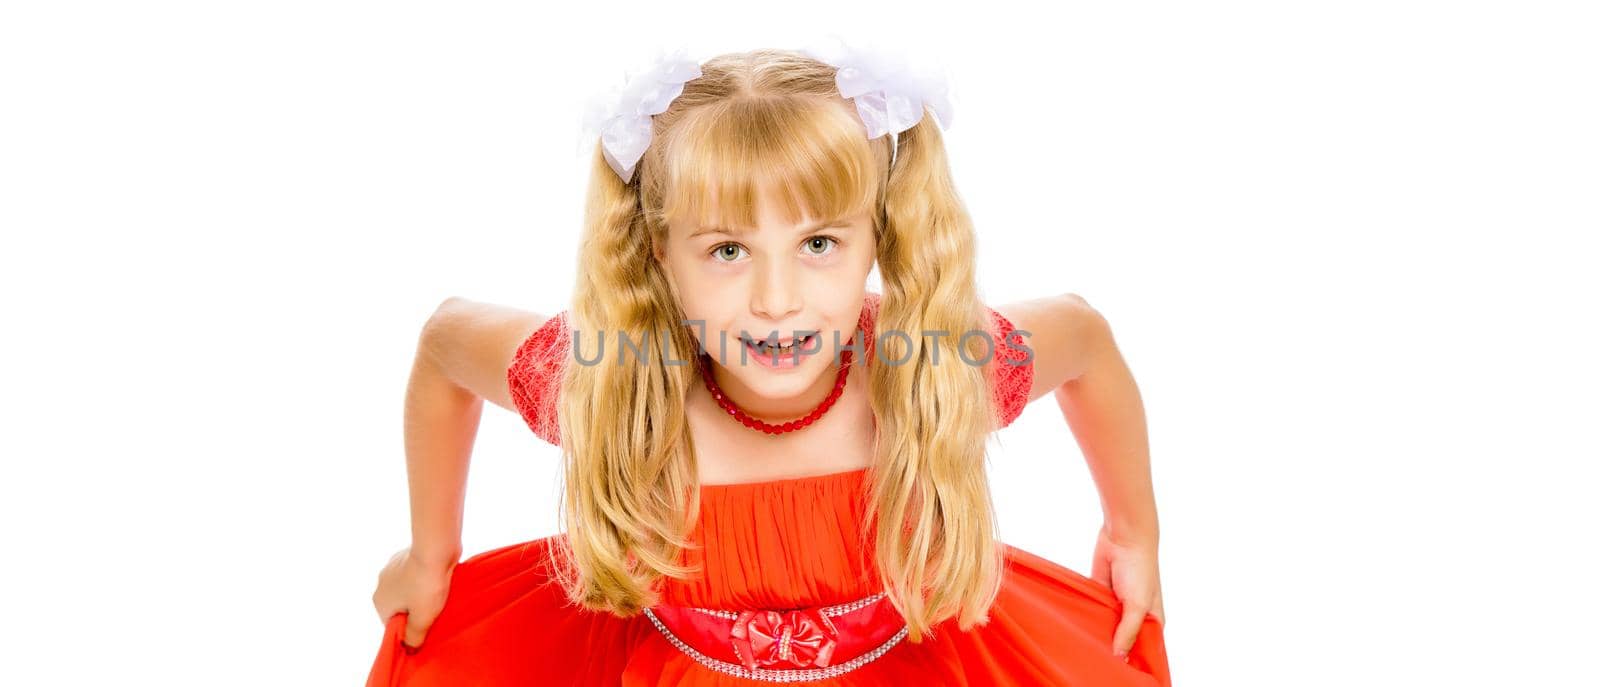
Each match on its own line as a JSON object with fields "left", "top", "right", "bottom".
{"left": 642, "top": 592, "right": 909, "bottom": 682}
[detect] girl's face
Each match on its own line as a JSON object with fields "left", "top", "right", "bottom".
{"left": 655, "top": 185, "right": 876, "bottom": 406}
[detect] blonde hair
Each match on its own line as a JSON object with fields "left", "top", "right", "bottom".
{"left": 546, "top": 48, "right": 1005, "bottom": 642}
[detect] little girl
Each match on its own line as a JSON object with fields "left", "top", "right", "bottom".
{"left": 368, "top": 45, "right": 1170, "bottom": 685}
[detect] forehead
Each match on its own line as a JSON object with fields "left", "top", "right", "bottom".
{"left": 654, "top": 98, "right": 885, "bottom": 239}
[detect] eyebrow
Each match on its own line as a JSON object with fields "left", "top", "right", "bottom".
{"left": 688, "top": 218, "right": 850, "bottom": 239}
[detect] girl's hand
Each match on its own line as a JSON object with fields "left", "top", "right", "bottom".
{"left": 1090, "top": 523, "right": 1165, "bottom": 661}
{"left": 371, "top": 547, "right": 457, "bottom": 652}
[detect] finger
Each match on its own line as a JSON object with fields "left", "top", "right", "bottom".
{"left": 404, "top": 611, "right": 435, "bottom": 649}
{"left": 372, "top": 590, "right": 392, "bottom": 624}
{"left": 1111, "top": 603, "right": 1146, "bottom": 660}
{"left": 395, "top": 614, "right": 422, "bottom": 655}
{"left": 1090, "top": 552, "right": 1112, "bottom": 589}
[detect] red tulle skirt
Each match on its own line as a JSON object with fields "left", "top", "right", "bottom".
{"left": 366, "top": 470, "right": 1170, "bottom": 685}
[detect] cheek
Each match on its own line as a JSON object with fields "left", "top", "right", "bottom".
{"left": 852, "top": 242, "right": 877, "bottom": 273}
{"left": 662, "top": 256, "right": 724, "bottom": 309}
{"left": 669, "top": 253, "right": 722, "bottom": 289}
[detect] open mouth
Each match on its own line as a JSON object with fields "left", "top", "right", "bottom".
{"left": 744, "top": 333, "right": 817, "bottom": 357}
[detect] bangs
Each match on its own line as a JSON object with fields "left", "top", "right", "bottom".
{"left": 657, "top": 97, "right": 884, "bottom": 232}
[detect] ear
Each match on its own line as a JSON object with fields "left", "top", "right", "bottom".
{"left": 650, "top": 229, "right": 667, "bottom": 261}
{"left": 652, "top": 238, "right": 674, "bottom": 283}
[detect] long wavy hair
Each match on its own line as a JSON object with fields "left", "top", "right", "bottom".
{"left": 545, "top": 48, "right": 1005, "bottom": 642}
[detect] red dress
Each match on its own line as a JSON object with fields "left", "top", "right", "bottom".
{"left": 366, "top": 293, "right": 1172, "bottom": 685}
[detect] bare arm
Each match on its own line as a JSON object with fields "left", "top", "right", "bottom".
{"left": 406, "top": 297, "right": 547, "bottom": 566}
{"left": 994, "top": 293, "right": 1158, "bottom": 540}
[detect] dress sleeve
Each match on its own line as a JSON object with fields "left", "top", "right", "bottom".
{"left": 506, "top": 310, "right": 570, "bottom": 447}
{"left": 986, "top": 305, "right": 1034, "bottom": 429}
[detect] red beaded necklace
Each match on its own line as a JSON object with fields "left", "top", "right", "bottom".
{"left": 697, "top": 347, "right": 853, "bottom": 435}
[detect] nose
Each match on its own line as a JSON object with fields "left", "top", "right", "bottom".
{"left": 751, "top": 258, "right": 802, "bottom": 323}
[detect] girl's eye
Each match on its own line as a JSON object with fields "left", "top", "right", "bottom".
{"left": 711, "top": 243, "right": 747, "bottom": 262}
{"left": 804, "top": 236, "right": 839, "bottom": 256}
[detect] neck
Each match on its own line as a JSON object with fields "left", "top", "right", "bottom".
{"left": 708, "top": 358, "right": 841, "bottom": 422}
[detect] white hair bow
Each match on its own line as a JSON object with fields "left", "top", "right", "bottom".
{"left": 800, "top": 37, "right": 955, "bottom": 163}
{"left": 580, "top": 47, "right": 703, "bottom": 181}
{"left": 578, "top": 40, "right": 952, "bottom": 181}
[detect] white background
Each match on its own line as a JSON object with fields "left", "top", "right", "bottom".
{"left": 3, "top": 1, "right": 1595, "bottom": 684}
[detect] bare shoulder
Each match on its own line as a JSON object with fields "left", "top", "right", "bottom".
{"left": 420, "top": 296, "right": 549, "bottom": 414}
{"left": 991, "top": 292, "right": 1109, "bottom": 402}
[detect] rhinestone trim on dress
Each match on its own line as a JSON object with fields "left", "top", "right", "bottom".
{"left": 643, "top": 592, "right": 909, "bottom": 682}
{"left": 687, "top": 592, "right": 888, "bottom": 621}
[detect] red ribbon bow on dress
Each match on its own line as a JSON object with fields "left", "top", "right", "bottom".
{"left": 728, "top": 608, "right": 841, "bottom": 670}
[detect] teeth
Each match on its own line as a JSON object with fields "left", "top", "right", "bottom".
{"left": 752, "top": 334, "right": 812, "bottom": 353}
